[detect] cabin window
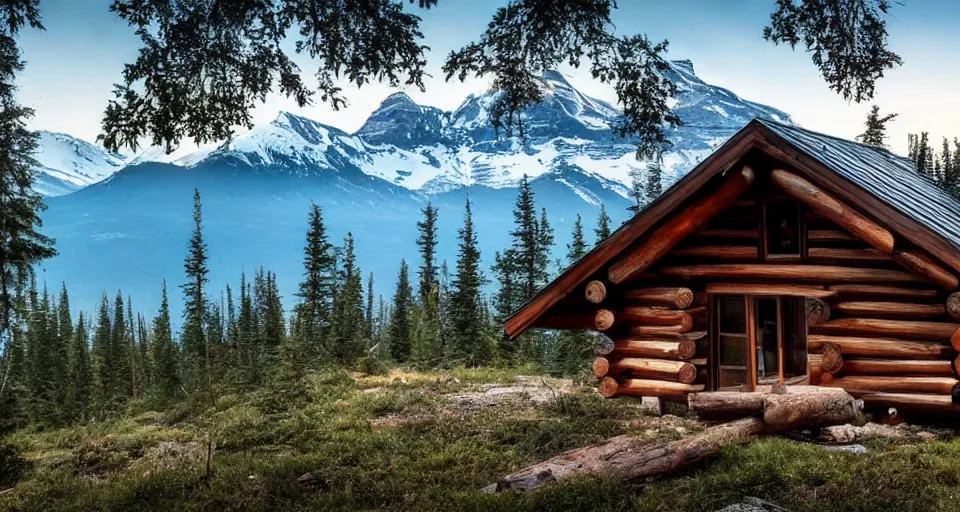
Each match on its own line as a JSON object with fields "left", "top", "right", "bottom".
{"left": 763, "top": 198, "right": 802, "bottom": 258}
{"left": 714, "top": 295, "right": 807, "bottom": 391}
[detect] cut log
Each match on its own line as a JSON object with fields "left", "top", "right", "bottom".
{"left": 811, "top": 318, "right": 960, "bottom": 342}
{"left": 808, "top": 230, "right": 857, "bottom": 242}
{"left": 771, "top": 169, "right": 895, "bottom": 253}
{"left": 807, "top": 247, "right": 894, "bottom": 262}
{"left": 808, "top": 353, "right": 824, "bottom": 385}
{"left": 534, "top": 309, "right": 616, "bottom": 331}
{"left": 705, "top": 283, "right": 836, "bottom": 299}
{"left": 491, "top": 388, "right": 858, "bottom": 492}
{"left": 828, "top": 284, "right": 938, "bottom": 301}
{"left": 622, "top": 287, "right": 694, "bottom": 309}
{"left": 592, "top": 357, "right": 610, "bottom": 377}
{"left": 600, "top": 357, "right": 698, "bottom": 384}
{"left": 627, "top": 324, "right": 694, "bottom": 336}
{"left": 948, "top": 292, "right": 960, "bottom": 321}
{"left": 853, "top": 392, "right": 960, "bottom": 414}
{"left": 687, "top": 392, "right": 765, "bottom": 422}
{"left": 840, "top": 358, "right": 956, "bottom": 377}
{"left": 820, "top": 343, "right": 844, "bottom": 375}
{"left": 593, "top": 332, "right": 616, "bottom": 356}
{"left": 954, "top": 383, "right": 960, "bottom": 405}
{"left": 607, "top": 165, "right": 756, "bottom": 284}
{"left": 832, "top": 301, "right": 947, "bottom": 319}
{"left": 820, "top": 374, "right": 959, "bottom": 394}
{"left": 892, "top": 249, "right": 959, "bottom": 291}
{"left": 610, "top": 339, "right": 697, "bottom": 360}
{"left": 584, "top": 280, "right": 608, "bottom": 304}
{"left": 620, "top": 307, "right": 693, "bottom": 328}
{"left": 805, "top": 297, "right": 831, "bottom": 325}
{"left": 599, "top": 377, "right": 704, "bottom": 398}
{"left": 670, "top": 245, "right": 759, "bottom": 260}
{"left": 696, "top": 229, "right": 759, "bottom": 239}
{"left": 807, "top": 334, "right": 953, "bottom": 359}
{"left": 660, "top": 264, "right": 926, "bottom": 284}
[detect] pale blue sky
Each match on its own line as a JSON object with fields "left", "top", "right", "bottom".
{"left": 17, "top": 0, "right": 960, "bottom": 156}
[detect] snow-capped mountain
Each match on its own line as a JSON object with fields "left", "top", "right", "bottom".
{"left": 31, "top": 131, "right": 128, "bottom": 196}
{"left": 37, "top": 59, "right": 794, "bottom": 325}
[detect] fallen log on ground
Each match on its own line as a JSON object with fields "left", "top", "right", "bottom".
{"left": 488, "top": 388, "right": 860, "bottom": 492}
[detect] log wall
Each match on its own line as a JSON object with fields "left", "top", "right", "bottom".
{"left": 572, "top": 171, "right": 960, "bottom": 415}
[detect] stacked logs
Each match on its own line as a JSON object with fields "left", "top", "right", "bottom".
{"left": 588, "top": 283, "right": 708, "bottom": 399}
{"left": 807, "top": 286, "right": 960, "bottom": 414}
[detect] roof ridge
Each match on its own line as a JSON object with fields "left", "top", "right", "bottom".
{"left": 756, "top": 117, "right": 909, "bottom": 163}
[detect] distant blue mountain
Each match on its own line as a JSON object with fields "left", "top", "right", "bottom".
{"left": 37, "top": 60, "right": 793, "bottom": 324}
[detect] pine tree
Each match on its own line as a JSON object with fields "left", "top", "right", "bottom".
{"left": 111, "top": 291, "right": 132, "bottom": 401}
{"left": 855, "top": 105, "right": 898, "bottom": 147}
{"left": 511, "top": 176, "right": 540, "bottom": 301}
{"left": 940, "top": 137, "right": 956, "bottom": 193}
{"left": 594, "top": 204, "right": 612, "bottom": 245}
{"left": 388, "top": 260, "right": 414, "bottom": 363}
{"left": 448, "top": 199, "right": 489, "bottom": 365}
{"left": 51, "top": 284, "right": 73, "bottom": 421}
{"left": 295, "top": 203, "right": 336, "bottom": 352}
{"left": 150, "top": 281, "right": 180, "bottom": 405}
{"left": 915, "top": 132, "right": 933, "bottom": 179}
{"left": 330, "top": 233, "right": 366, "bottom": 365}
{"left": 66, "top": 312, "right": 92, "bottom": 424}
{"left": 627, "top": 167, "right": 644, "bottom": 213}
{"left": 535, "top": 207, "right": 555, "bottom": 289}
{"left": 365, "top": 272, "right": 375, "bottom": 341}
{"left": 236, "top": 273, "right": 262, "bottom": 384}
{"left": 181, "top": 188, "right": 209, "bottom": 390}
{"left": 567, "top": 215, "right": 587, "bottom": 263}
{"left": 24, "top": 284, "right": 57, "bottom": 426}
{"left": 645, "top": 159, "right": 663, "bottom": 202}
{"left": 91, "top": 293, "right": 115, "bottom": 418}
{"left": 416, "top": 202, "right": 439, "bottom": 302}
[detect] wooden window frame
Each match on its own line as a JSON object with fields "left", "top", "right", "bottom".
{"left": 761, "top": 196, "right": 806, "bottom": 260}
{"left": 712, "top": 294, "right": 805, "bottom": 392}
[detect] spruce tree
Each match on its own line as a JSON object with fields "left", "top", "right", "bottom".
{"left": 940, "top": 137, "right": 956, "bottom": 193}
{"left": 855, "top": 105, "right": 898, "bottom": 147}
{"left": 66, "top": 312, "right": 92, "bottom": 424}
{"left": 567, "top": 214, "right": 587, "bottom": 263}
{"left": 915, "top": 132, "right": 933, "bottom": 179}
{"left": 330, "top": 233, "right": 366, "bottom": 365}
{"left": 365, "top": 272, "right": 374, "bottom": 341}
{"left": 448, "top": 199, "right": 489, "bottom": 365}
{"left": 388, "top": 260, "right": 414, "bottom": 363}
{"left": 645, "top": 159, "right": 663, "bottom": 201}
{"left": 594, "top": 204, "right": 612, "bottom": 245}
{"left": 295, "top": 203, "right": 336, "bottom": 350}
{"left": 181, "top": 188, "right": 209, "bottom": 390}
{"left": 91, "top": 293, "right": 115, "bottom": 418}
{"left": 112, "top": 291, "right": 132, "bottom": 401}
{"left": 627, "top": 168, "right": 644, "bottom": 213}
{"left": 416, "top": 202, "right": 439, "bottom": 301}
{"left": 511, "top": 176, "right": 540, "bottom": 301}
{"left": 150, "top": 281, "right": 180, "bottom": 405}
{"left": 535, "top": 207, "right": 555, "bottom": 289}
{"left": 24, "top": 284, "right": 56, "bottom": 426}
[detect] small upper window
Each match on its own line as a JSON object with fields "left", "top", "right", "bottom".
{"left": 765, "top": 199, "right": 801, "bottom": 257}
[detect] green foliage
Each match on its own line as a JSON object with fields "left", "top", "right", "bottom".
{"left": 387, "top": 260, "right": 414, "bottom": 363}
{"left": 764, "top": 0, "right": 902, "bottom": 103}
{"left": 645, "top": 158, "right": 663, "bottom": 202}
{"left": 448, "top": 199, "right": 490, "bottom": 366}
{"left": 0, "top": 443, "right": 26, "bottom": 489}
{"left": 856, "top": 105, "right": 898, "bottom": 147}
{"left": 180, "top": 189, "right": 209, "bottom": 390}
{"left": 149, "top": 281, "right": 180, "bottom": 406}
{"left": 294, "top": 203, "right": 336, "bottom": 357}
{"left": 65, "top": 312, "right": 93, "bottom": 424}
{"left": 566, "top": 214, "right": 587, "bottom": 263}
{"left": 594, "top": 204, "right": 611, "bottom": 245}
{"left": 330, "top": 233, "right": 368, "bottom": 366}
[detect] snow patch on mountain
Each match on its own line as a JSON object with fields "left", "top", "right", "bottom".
{"left": 31, "top": 131, "right": 127, "bottom": 196}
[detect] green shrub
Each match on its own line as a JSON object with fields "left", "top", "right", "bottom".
{"left": 0, "top": 444, "right": 27, "bottom": 489}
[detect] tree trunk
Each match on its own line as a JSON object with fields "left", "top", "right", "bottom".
{"left": 687, "top": 392, "right": 765, "bottom": 422}
{"left": 490, "top": 388, "right": 859, "bottom": 492}
{"left": 622, "top": 287, "right": 694, "bottom": 309}
{"left": 892, "top": 249, "right": 959, "bottom": 291}
{"left": 832, "top": 301, "right": 947, "bottom": 319}
{"left": 608, "top": 165, "right": 756, "bottom": 284}
{"left": 660, "top": 264, "right": 926, "bottom": 284}
{"left": 808, "top": 334, "right": 952, "bottom": 359}
{"left": 805, "top": 298, "right": 831, "bottom": 326}
{"left": 770, "top": 169, "right": 895, "bottom": 253}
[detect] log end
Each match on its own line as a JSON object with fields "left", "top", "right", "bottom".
{"left": 592, "top": 357, "right": 610, "bottom": 378}
{"left": 679, "top": 313, "right": 694, "bottom": 332}
{"left": 948, "top": 292, "right": 960, "bottom": 321}
{"left": 952, "top": 328, "right": 960, "bottom": 352}
{"left": 598, "top": 376, "right": 619, "bottom": 398}
{"left": 820, "top": 343, "right": 844, "bottom": 375}
{"left": 595, "top": 309, "right": 616, "bottom": 331}
{"left": 677, "top": 362, "right": 698, "bottom": 385}
{"left": 805, "top": 297, "right": 831, "bottom": 326}
{"left": 585, "top": 280, "right": 607, "bottom": 304}
{"left": 676, "top": 288, "right": 695, "bottom": 309}
{"left": 677, "top": 339, "right": 697, "bottom": 360}
{"left": 594, "top": 333, "right": 616, "bottom": 356}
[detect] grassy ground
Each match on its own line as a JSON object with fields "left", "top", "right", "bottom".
{"left": 0, "top": 368, "right": 958, "bottom": 512}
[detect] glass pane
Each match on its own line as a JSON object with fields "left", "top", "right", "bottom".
{"left": 718, "top": 367, "right": 748, "bottom": 389}
{"left": 719, "top": 296, "right": 746, "bottom": 333}
{"left": 755, "top": 298, "right": 778, "bottom": 380}
{"left": 766, "top": 199, "right": 801, "bottom": 256}
{"left": 720, "top": 334, "right": 747, "bottom": 366}
{"left": 782, "top": 298, "right": 807, "bottom": 378}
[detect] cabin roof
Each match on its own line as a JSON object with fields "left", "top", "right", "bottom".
{"left": 503, "top": 118, "right": 960, "bottom": 339}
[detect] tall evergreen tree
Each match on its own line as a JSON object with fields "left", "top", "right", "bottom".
{"left": 330, "top": 233, "right": 366, "bottom": 365}
{"left": 645, "top": 159, "right": 663, "bottom": 202}
{"left": 365, "top": 272, "right": 374, "bottom": 341}
{"left": 295, "top": 203, "right": 336, "bottom": 349}
{"left": 387, "top": 260, "right": 414, "bottom": 363}
{"left": 416, "top": 202, "right": 439, "bottom": 302}
{"left": 448, "top": 199, "right": 489, "bottom": 365}
{"left": 594, "top": 205, "right": 612, "bottom": 245}
{"left": 511, "top": 176, "right": 540, "bottom": 301}
{"left": 627, "top": 168, "right": 644, "bottom": 213}
{"left": 940, "top": 137, "right": 956, "bottom": 192}
{"left": 111, "top": 291, "right": 132, "bottom": 400}
{"left": 567, "top": 215, "right": 587, "bottom": 263}
{"left": 66, "top": 312, "right": 92, "bottom": 423}
{"left": 535, "top": 207, "right": 554, "bottom": 288}
{"left": 914, "top": 132, "right": 934, "bottom": 179}
{"left": 24, "top": 284, "right": 57, "bottom": 426}
{"left": 181, "top": 188, "right": 209, "bottom": 389}
{"left": 150, "top": 281, "right": 180, "bottom": 405}
{"left": 91, "top": 292, "right": 116, "bottom": 418}
{"left": 855, "top": 105, "right": 898, "bottom": 147}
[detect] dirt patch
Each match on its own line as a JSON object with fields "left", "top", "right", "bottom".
{"left": 130, "top": 440, "right": 206, "bottom": 476}
{"left": 448, "top": 376, "right": 575, "bottom": 412}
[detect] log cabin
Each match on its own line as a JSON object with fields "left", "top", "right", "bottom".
{"left": 503, "top": 118, "right": 960, "bottom": 417}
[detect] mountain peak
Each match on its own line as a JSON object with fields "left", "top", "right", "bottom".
{"left": 356, "top": 91, "right": 445, "bottom": 148}
{"left": 542, "top": 69, "right": 571, "bottom": 85}
{"left": 671, "top": 59, "right": 695, "bottom": 75}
